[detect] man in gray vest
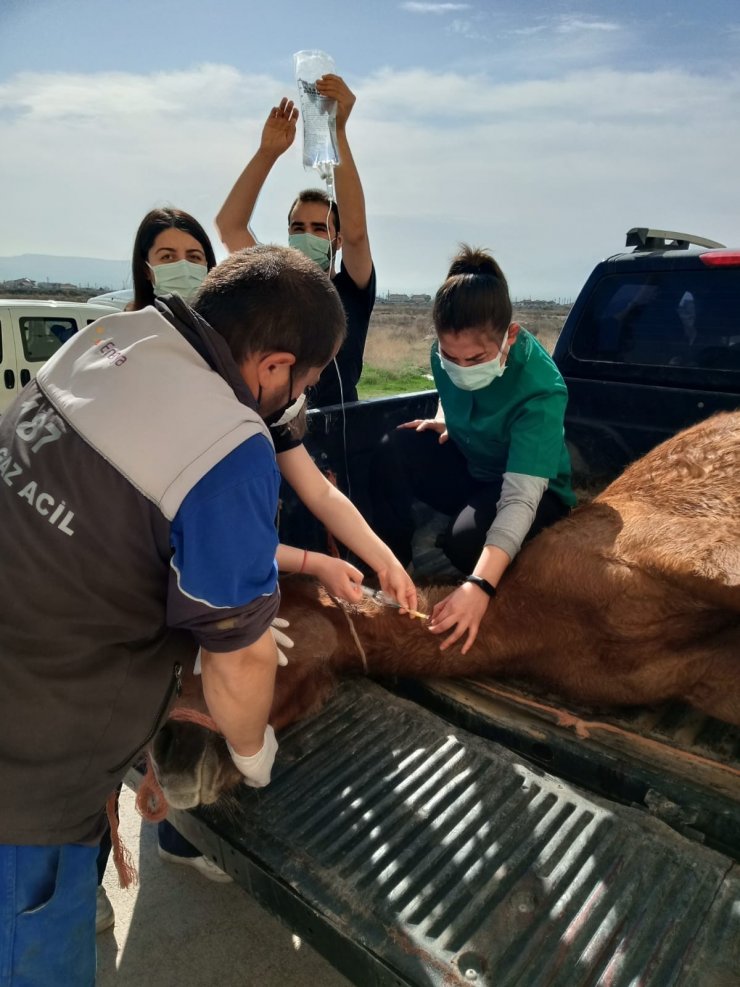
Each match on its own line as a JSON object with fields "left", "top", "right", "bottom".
{"left": 0, "top": 245, "right": 346, "bottom": 984}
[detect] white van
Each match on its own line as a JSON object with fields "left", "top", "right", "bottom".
{"left": 0, "top": 299, "right": 116, "bottom": 414}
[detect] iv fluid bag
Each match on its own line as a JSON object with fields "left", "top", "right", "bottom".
{"left": 293, "top": 49, "right": 339, "bottom": 181}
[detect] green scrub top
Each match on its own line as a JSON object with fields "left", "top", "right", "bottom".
{"left": 431, "top": 329, "right": 576, "bottom": 507}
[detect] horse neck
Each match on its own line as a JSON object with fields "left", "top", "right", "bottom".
{"left": 339, "top": 576, "right": 548, "bottom": 679}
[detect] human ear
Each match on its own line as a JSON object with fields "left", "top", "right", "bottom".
{"left": 255, "top": 351, "right": 296, "bottom": 389}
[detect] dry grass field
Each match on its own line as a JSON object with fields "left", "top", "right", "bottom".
{"left": 359, "top": 301, "right": 571, "bottom": 397}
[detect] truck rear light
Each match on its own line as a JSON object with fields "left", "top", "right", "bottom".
{"left": 700, "top": 250, "right": 740, "bottom": 267}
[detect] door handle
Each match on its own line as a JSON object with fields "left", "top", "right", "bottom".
{"left": 4, "top": 369, "right": 14, "bottom": 389}
{"left": 20, "top": 369, "right": 30, "bottom": 386}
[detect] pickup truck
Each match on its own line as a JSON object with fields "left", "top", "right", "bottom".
{"left": 139, "top": 229, "right": 740, "bottom": 986}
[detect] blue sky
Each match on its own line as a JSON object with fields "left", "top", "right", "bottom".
{"left": 1, "top": 0, "right": 738, "bottom": 296}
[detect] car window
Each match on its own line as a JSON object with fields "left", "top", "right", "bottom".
{"left": 571, "top": 269, "right": 740, "bottom": 370}
{"left": 19, "top": 317, "right": 78, "bottom": 361}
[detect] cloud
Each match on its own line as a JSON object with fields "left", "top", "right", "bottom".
{"left": 557, "top": 17, "right": 620, "bottom": 34}
{"left": 401, "top": 2, "right": 471, "bottom": 13}
{"left": 1, "top": 63, "right": 738, "bottom": 296}
{"left": 448, "top": 18, "right": 487, "bottom": 41}
{"left": 0, "top": 64, "right": 270, "bottom": 121}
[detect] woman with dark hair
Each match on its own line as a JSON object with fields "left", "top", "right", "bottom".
{"left": 371, "top": 245, "right": 576, "bottom": 655}
{"left": 129, "top": 207, "right": 217, "bottom": 311}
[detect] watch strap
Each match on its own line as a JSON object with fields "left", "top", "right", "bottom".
{"left": 463, "top": 575, "right": 497, "bottom": 598}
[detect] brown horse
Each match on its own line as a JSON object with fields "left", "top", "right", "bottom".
{"left": 152, "top": 410, "right": 740, "bottom": 809}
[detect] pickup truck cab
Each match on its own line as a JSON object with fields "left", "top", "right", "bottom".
{"left": 0, "top": 299, "right": 116, "bottom": 414}
{"left": 554, "top": 227, "right": 740, "bottom": 487}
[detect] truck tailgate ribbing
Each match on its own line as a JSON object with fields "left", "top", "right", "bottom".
{"left": 157, "top": 682, "right": 740, "bottom": 987}
{"left": 400, "top": 678, "right": 740, "bottom": 859}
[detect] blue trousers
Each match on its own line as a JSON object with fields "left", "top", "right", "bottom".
{"left": 0, "top": 843, "right": 98, "bottom": 987}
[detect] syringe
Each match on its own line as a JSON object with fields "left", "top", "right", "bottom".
{"left": 360, "top": 585, "right": 429, "bottom": 621}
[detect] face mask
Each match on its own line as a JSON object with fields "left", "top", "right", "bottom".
{"left": 288, "top": 232, "right": 332, "bottom": 272}
{"left": 265, "top": 392, "right": 307, "bottom": 428}
{"left": 150, "top": 259, "right": 208, "bottom": 302}
{"left": 437, "top": 334, "right": 512, "bottom": 391}
{"left": 260, "top": 365, "right": 308, "bottom": 428}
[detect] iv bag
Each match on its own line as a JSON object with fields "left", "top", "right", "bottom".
{"left": 293, "top": 49, "right": 340, "bottom": 182}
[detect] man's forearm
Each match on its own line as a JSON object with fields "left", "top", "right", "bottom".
{"left": 307, "top": 483, "right": 397, "bottom": 572}
{"left": 334, "top": 128, "right": 367, "bottom": 244}
{"left": 333, "top": 127, "right": 373, "bottom": 288}
{"left": 215, "top": 148, "right": 279, "bottom": 251}
{"left": 278, "top": 446, "right": 394, "bottom": 571}
{"left": 200, "top": 631, "right": 278, "bottom": 756}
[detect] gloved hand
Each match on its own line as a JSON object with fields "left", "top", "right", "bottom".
{"left": 227, "top": 725, "right": 278, "bottom": 788}
{"left": 271, "top": 617, "right": 293, "bottom": 667}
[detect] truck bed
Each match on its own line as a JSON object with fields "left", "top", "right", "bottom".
{"left": 396, "top": 678, "right": 740, "bottom": 860}
{"left": 142, "top": 680, "right": 740, "bottom": 987}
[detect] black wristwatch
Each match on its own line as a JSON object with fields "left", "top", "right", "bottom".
{"left": 463, "top": 575, "right": 497, "bottom": 598}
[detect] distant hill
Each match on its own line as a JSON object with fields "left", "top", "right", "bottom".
{"left": 0, "top": 254, "right": 130, "bottom": 290}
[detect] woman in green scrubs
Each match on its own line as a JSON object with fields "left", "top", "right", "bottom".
{"left": 371, "top": 245, "right": 576, "bottom": 653}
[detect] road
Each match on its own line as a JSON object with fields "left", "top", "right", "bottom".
{"left": 97, "top": 785, "right": 352, "bottom": 986}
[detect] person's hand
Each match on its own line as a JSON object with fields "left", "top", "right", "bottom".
{"left": 260, "top": 98, "right": 298, "bottom": 157}
{"left": 376, "top": 561, "right": 418, "bottom": 614}
{"left": 310, "top": 554, "right": 364, "bottom": 603}
{"left": 271, "top": 617, "right": 293, "bottom": 667}
{"left": 315, "top": 74, "right": 355, "bottom": 130}
{"left": 397, "top": 419, "right": 449, "bottom": 444}
{"left": 428, "top": 583, "right": 490, "bottom": 654}
{"left": 227, "top": 725, "right": 278, "bottom": 788}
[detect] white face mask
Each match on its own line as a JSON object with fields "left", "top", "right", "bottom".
{"left": 438, "top": 334, "right": 512, "bottom": 391}
{"left": 150, "top": 259, "right": 208, "bottom": 302}
{"left": 268, "top": 392, "right": 307, "bottom": 428}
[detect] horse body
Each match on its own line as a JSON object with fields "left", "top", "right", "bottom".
{"left": 153, "top": 411, "right": 740, "bottom": 807}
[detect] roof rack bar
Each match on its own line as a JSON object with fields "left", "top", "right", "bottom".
{"left": 626, "top": 227, "right": 725, "bottom": 251}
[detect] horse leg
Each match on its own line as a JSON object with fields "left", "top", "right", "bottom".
{"left": 682, "top": 650, "right": 740, "bottom": 727}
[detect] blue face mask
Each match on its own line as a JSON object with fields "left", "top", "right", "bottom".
{"left": 437, "top": 334, "right": 512, "bottom": 391}
{"left": 150, "top": 259, "right": 208, "bottom": 302}
{"left": 288, "top": 232, "right": 333, "bottom": 272}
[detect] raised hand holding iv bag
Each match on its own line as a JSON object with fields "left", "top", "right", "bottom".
{"left": 293, "top": 49, "right": 340, "bottom": 190}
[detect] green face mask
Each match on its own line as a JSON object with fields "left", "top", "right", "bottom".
{"left": 288, "top": 232, "right": 332, "bottom": 272}
{"left": 149, "top": 259, "right": 208, "bottom": 302}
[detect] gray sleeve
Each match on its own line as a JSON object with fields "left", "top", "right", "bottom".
{"left": 484, "top": 472, "right": 548, "bottom": 560}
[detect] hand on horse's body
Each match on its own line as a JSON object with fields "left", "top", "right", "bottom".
{"left": 306, "top": 554, "right": 365, "bottom": 603}
{"left": 429, "top": 582, "right": 491, "bottom": 654}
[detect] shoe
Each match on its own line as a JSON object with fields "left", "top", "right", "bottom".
{"left": 96, "top": 885, "right": 115, "bottom": 934}
{"left": 157, "top": 846, "right": 232, "bottom": 883}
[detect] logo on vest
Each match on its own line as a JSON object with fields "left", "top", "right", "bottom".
{"left": 94, "top": 325, "right": 127, "bottom": 367}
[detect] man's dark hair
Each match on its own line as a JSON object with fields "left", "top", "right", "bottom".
{"left": 192, "top": 245, "right": 347, "bottom": 374}
{"left": 288, "top": 188, "right": 341, "bottom": 236}
{"left": 131, "top": 208, "right": 217, "bottom": 311}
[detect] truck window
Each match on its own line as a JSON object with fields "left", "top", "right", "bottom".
{"left": 571, "top": 270, "right": 740, "bottom": 370}
{"left": 19, "top": 318, "right": 78, "bottom": 361}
